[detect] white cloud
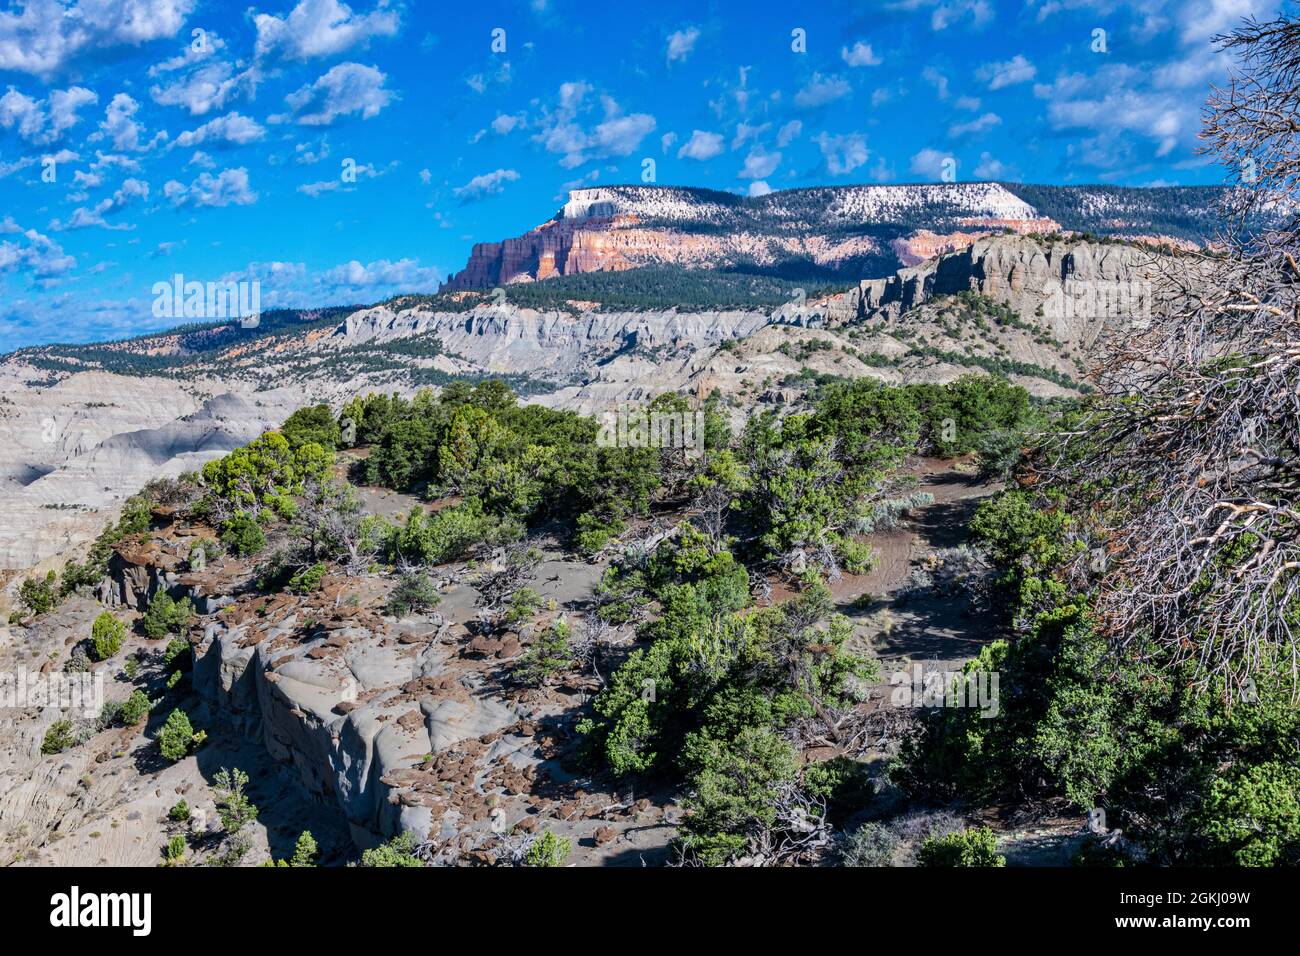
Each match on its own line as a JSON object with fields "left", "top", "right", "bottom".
{"left": 149, "top": 33, "right": 248, "bottom": 116}
{"left": 533, "top": 83, "right": 656, "bottom": 168}
{"left": 1035, "top": 65, "right": 1190, "bottom": 158}
{"left": 920, "top": 0, "right": 994, "bottom": 31}
{"left": 91, "top": 93, "right": 167, "bottom": 152}
{"left": 948, "top": 111, "right": 1001, "bottom": 137}
{"left": 294, "top": 136, "right": 330, "bottom": 164}
{"left": 794, "top": 73, "right": 851, "bottom": 108}
{"left": 921, "top": 67, "right": 949, "bottom": 100}
{"left": 0, "top": 220, "right": 74, "bottom": 277}
{"left": 731, "top": 121, "right": 769, "bottom": 150}
{"left": 54, "top": 176, "right": 150, "bottom": 230}
{"left": 254, "top": 0, "right": 400, "bottom": 62}
{"left": 738, "top": 146, "right": 780, "bottom": 179}
{"left": 910, "top": 148, "right": 953, "bottom": 179}
{"left": 491, "top": 112, "right": 524, "bottom": 135}
{"left": 0, "top": 0, "right": 195, "bottom": 79}
{"left": 814, "top": 131, "right": 869, "bottom": 175}
{"left": 0, "top": 85, "right": 96, "bottom": 144}
{"left": 666, "top": 26, "right": 700, "bottom": 63}
{"left": 973, "top": 151, "right": 1011, "bottom": 179}
{"left": 841, "top": 41, "right": 881, "bottom": 67}
{"left": 453, "top": 167, "right": 519, "bottom": 200}
{"left": 272, "top": 62, "right": 394, "bottom": 126}
{"left": 164, "top": 166, "right": 256, "bottom": 207}
{"left": 977, "top": 54, "right": 1036, "bottom": 90}
{"left": 316, "top": 257, "right": 439, "bottom": 292}
{"left": 776, "top": 119, "right": 802, "bottom": 147}
{"left": 0, "top": 154, "right": 37, "bottom": 178}
{"left": 747, "top": 180, "right": 772, "bottom": 197}
{"left": 175, "top": 112, "right": 265, "bottom": 147}
{"left": 677, "top": 129, "right": 724, "bottom": 160}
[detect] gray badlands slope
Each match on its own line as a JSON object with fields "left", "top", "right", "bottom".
{"left": 0, "top": 369, "right": 301, "bottom": 581}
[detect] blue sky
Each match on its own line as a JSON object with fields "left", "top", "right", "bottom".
{"left": 0, "top": 0, "right": 1280, "bottom": 351}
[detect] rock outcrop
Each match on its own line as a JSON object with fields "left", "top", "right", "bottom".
{"left": 845, "top": 235, "right": 1174, "bottom": 339}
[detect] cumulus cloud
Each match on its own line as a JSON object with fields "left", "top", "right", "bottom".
{"left": 814, "top": 132, "right": 868, "bottom": 175}
{"left": 841, "top": 41, "right": 881, "bottom": 67}
{"left": 948, "top": 111, "right": 1001, "bottom": 138}
{"left": 174, "top": 112, "right": 265, "bottom": 147}
{"left": 164, "top": 166, "right": 256, "bottom": 207}
{"left": 272, "top": 62, "right": 394, "bottom": 126}
{"left": 973, "top": 151, "right": 1012, "bottom": 179}
{"left": 738, "top": 146, "right": 780, "bottom": 179}
{"left": 491, "top": 112, "right": 524, "bottom": 135}
{"left": 0, "top": 219, "right": 75, "bottom": 277}
{"left": 1034, "top": 64, "right": 1190, "bottom": 158}
{"left": 776, "top": 119, "right": 802, "bottom": 148}
{"left": 794, "top": 73, "right": 851, "bottom": 108}
{"left": 533, "top": 82, "right": 656, "bottom": 168}
{"left": 0, "top": 0, "right": 195, "bottom": 79}
{"left": 209, "top": 257, "right": 435, "bottom": 312}
{"left": 149, "top": 32, "right": 249, "bottom": 116}
{"left": 747, "top": 180, "right": 772, "bottom": 197}
{"left": 0, "top": 85, "right": 97, "bottom": 144}
{"left": 910, "top": 147, "right": 953, "bottom": 179}
{"left": 91, "top": 93, "right": 167, "bottom": 152}
{"left": 54, "top": 176, "right": 150, "bottom": 230}
{"left": 453, "top": 167, "right": 519, "bottom": 200}
{"left": 317, "top": 257, "right": 438, "bottom": 292}
{"left": 666, "top": 26, "right": 699, "bottom": 63}
{"left": 977, "top": 54, "right": 1036, "bottom": 90}
{"left": 677, "top": 129, "right": 724, "bottom": 161}
{"left": 254, "top": 0, "right": 400, "bottom": 61}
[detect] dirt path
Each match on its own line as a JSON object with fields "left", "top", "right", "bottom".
{"left": 832, "top": 458, "right": 1001, "bottom": 674}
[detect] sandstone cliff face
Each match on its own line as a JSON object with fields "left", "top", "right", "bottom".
{"left": 848, "top": 235, "right": 1172, "bottom": 341}
{"left": 442, "top": 183, "right": 1064, "bottom": 290}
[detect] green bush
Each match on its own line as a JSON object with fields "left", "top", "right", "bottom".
{"left": 168, "top": 800, "right": 191, "bottom": 822}
{"left": 386, "top": 571, "right": 441, "bottom": 616}
{"left": 523, "top": 830, "right": 571, "bottom": 867}
{"left": 280, "top": 404, "right": 342, "bottom": 453}
{"left": 41, "top": 719, "right": 76, "bottom": 755}
{"left": 360, "top": 833, "right": 423, "bottom": 867}
{"left": 162, "top": 835, "right": 187, "bottom": 864}
{"left": 118, "top": 690, "right": 152, "bottom": 726}
{"left": 90, "top": 611, "right": 126, "bottom": 661}
{"left": 140, "top": 591, "right": 194, "bottom": 639}
{"left": 18, "top": 571, "right": 59, "bottom": 616}
{"left": 158, "top": 708, "right": 196, "bottom": 762}
{"left": 513, "top": 619, "right": 573, "bottom": 686}
{"left": 917, "top": 827, "right": 1006, "bottom": 867}
{"left": 840, "top": 823, "right": 897, "bottom": 867}
{"left": 288, "top": 831, "right": 319, "bottom": 867}
{"left": 287, "top": 562, "right": 327, "bottom": 594}
{"left": 220, "top": 512, "right": 267, "bottom": 557}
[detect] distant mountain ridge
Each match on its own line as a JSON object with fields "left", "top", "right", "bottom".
{"left": 443, "top": 182, "right": 1230, "bottom": 289}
